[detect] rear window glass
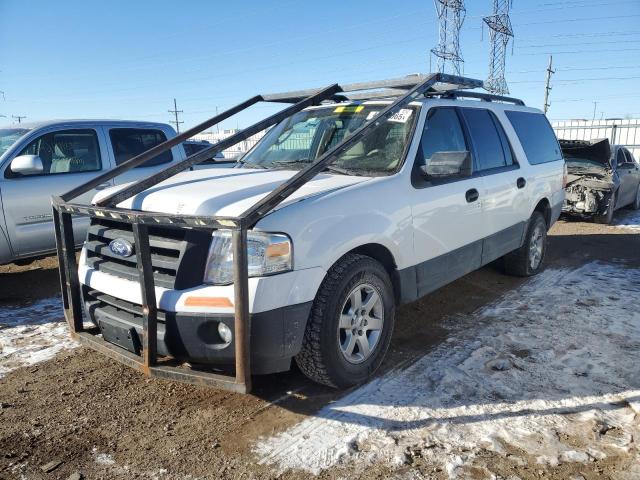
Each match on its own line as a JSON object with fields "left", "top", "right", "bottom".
{"left": 505, "top": 111, "right": 562, "bottom": 165}
{"left": 109, "top": 129, "right": 173, "bottom": 168}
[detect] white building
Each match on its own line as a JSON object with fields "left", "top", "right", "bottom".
{"left": 552, "top": 119, "right": 640, "bottom": 158}
{"left": 191, "top": 128, "right": 265, "bottom": 159}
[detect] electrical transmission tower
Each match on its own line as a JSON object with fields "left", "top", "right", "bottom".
{"left": 430, "top": 0, "right": 466, "bottom": 76}
{"left": 483, "top": 0, "right": 514, "bottom": 94}
{"left": 12, "top": 115, "right": 26, "bottom": 124}
{"left": 168, "top": 98, "right": 184, "bottom": 134}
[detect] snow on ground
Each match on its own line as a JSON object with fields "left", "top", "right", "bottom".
{"left": 614, "top": 209, "right": 640, "bottom": 231}
{"left": 255, "top": 262, "right": 640, "bottom": 477}
{"left": 0, "top": 296, "right": 77, "bottom": 378}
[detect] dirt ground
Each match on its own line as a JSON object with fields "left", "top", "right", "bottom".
{"left": 0, "top": 215, "right": 639, "bottom": 480}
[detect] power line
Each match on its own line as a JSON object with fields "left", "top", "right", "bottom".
{"left": 168, "top": 98, "right": 183, "bottom": 134}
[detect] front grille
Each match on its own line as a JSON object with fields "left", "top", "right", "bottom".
{"left": 85, "top": 218, "right": 210, "bottom": 289}
{"left": 84, "top": 286, "right": 167, "bottom": 323}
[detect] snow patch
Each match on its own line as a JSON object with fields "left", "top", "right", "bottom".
{"left": 0, "top": 296, "right": 77, "bottom": 378}
{"left": 254, "top": 262, "right": 640, "bottom": 477}
{"left": 614, "top": 209, "right": 640, "bottom": 231}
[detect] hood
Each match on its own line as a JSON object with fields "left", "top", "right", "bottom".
{"left": 560, "top": 138, "right": 612, "bottom": 170}
{"left": 94, "top": 168, "right": 371, "bottom": 217}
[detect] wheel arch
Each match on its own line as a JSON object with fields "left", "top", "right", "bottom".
{"left": 340, "top": 243, "right": 402, "bottom": 304}
{"left": 533, "top": 197, "right": 552, "bottom": 229}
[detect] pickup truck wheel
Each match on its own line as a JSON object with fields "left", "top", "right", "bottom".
{"left": 594, "top": 191, "right": 617, "bottom": 224}
{"left": 295, "top": 253, "right": 395, "bottom": 389}
{"left": 503, "top": 211, "right": 547, "bottom": 277}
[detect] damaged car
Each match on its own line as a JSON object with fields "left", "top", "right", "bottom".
{"left": 561, "top": 139, "right": 640, "bottom": 224}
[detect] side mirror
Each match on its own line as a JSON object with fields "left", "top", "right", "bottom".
{"left": 11, "top": 155, "right": 44, "bottom": 175}
{"left": 420, "top": 151, "right": 472, "bottom": 178}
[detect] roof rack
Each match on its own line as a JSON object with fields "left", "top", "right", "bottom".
{"left": 52, "top": 73, "right": 486, "bottom": 394}
{"left": 262, "top": 74, "right": 484, "bottom": 104}
{"left": 433, "top": 90, "right": 525, "bottom": 105}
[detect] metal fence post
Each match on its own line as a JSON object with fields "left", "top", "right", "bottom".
{"left": 232, "top": 228, "right": 251, "bottom": 392}
{"left": 133, "top": 223, "right": 158, "bottom": 372}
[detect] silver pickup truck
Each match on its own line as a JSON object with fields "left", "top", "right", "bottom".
{"left": 0, "top": 120, "right": 232, "bottom": 265}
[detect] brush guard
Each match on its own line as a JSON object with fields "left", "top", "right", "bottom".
{"left": 53, "top": 73, "right": 484, "bottom": 393}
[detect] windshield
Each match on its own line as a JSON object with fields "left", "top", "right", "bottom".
{"left": 565, "top": 155, "right": 609, "bottom": 170}
{"left": 0, "top": 128, "right": 30, "bottom": 157}
{"left": 241, "top": 104, "right": 419, "bottom": 175}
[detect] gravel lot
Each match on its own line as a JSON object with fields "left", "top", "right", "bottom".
{"left": 0, "top": 213, "right": 639, "bottom": 480}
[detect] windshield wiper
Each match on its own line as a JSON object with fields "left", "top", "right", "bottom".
{"left": 323, "top": 164, "right": 366, "bottom": 176}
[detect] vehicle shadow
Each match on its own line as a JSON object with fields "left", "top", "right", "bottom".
{"left": 248, "top": 231, "right": 640, "bottom": 436}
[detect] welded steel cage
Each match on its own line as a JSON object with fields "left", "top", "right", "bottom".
{"left": 53, "top": 73, "right": 488, "bottom": 393}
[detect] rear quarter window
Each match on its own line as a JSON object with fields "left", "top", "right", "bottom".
{"left": 505, "top": 111, "right": 562, "bottom": 165}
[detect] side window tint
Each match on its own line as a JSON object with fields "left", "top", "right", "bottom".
{"left": 616, "top": 149, "right": 626, "bottom": 167}
{"left": 505, "top": 111, "right": 562, "bottom": 165}
{"left": 417, "top": 108, "right": 467, "bottom": 166}
{"left": 12, "top": 129, "right": 101, "bottom": 176}
{"left": 109, "top": 129, "right": 173, "bottom": 168}
{"left": 624, "top": 149, "right": 634, "bottom": 164}
{"left": 461, "top": 108, "right": 508, "bottom": 171}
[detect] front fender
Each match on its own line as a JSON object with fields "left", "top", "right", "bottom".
{"left": 256, "top": 175, "right": 414, "bottom": 273}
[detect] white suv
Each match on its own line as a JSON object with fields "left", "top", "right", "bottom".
{"left": 73, "top": 83, "right": 565, "bottom": 389}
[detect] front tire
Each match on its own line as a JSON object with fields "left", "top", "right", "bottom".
{"left": 504, "top": 211, "right": 547, "bottom": 277}
{"left": 295, "top": 253, "right": 395, "bottom": 389}
{"left": 594, "top": 191, "right": 617, "bottom": 224}
{"left": 631, "top": 185, "right": 640, "bottom": 210}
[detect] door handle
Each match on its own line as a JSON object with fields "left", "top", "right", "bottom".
{"left": 95, "top": 182, "right": 111, "bottom": 190}
{"left": 517, "top": 177, "right": 526, "bottom": 189}
{"left": 465, "top": 188, "right": 479, "bottom": 203}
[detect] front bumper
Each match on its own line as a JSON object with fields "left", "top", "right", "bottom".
{"left": 83, "top": 287, "right": 312, "bottom": 375}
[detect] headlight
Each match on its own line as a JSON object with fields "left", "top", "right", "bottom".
{"left": 203, "top": 231, "right": 292, "bottom": 285}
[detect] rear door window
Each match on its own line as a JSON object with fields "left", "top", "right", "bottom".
{"left": 109, "top": 128, "right": 173, "bottom": 168}
{"left": 505, "top": 111, "right": 562, "bottom": 165}
{"left": 460, "top": 108, "right": 513, "bottom": 172}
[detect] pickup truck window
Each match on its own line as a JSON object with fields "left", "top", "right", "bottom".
{"left": 461, "top": 108, "right": 513, "bottom": 171}
{"left": 241, "top": 104, "right": 419, "bottom": 175}
{"left": 417, "top": 108, "right": 468, "bottom": 166}
{"left": 505, "top": 111, "right": 562, "bottom": 165}
{"left": 109, "top": 128, "right": 173, "bottom": 168}
{"left": 9, "top": 129, "right": 101, "bottom": 177}
{"left": 0, "top": 128, "right": 29, "bottom": 156}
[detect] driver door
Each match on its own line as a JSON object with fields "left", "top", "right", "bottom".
{"left": 0, "top": 127, "right": 113, "bottom": 256}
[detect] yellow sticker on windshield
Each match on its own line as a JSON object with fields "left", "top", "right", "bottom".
{"left": 334, "top": 105, "right": 365, "bottom": 113}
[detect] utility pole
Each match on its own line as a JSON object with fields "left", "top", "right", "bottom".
{"left": 592, "top": 101, "right": 598, "bottom": 121}
{"left": 543, "top": 55, "right": 554, "bottom": 114}
{"left": 12, "top": 115, "right": 26, "bottom": 124}
{"left": 168, "top": 98, "right": 183, "bottom": 134}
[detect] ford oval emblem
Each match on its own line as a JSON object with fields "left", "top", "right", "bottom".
{"left": 109, "top": 238, "right": 134, "bottom": 258}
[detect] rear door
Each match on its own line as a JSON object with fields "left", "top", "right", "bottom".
{"left": 0, "top": 127, "right": 113, "bottom": 255}
{"left": 104, "top": 126, "right": 183, "bottom": 188}
{"left": 459, "top": 107, "right": 529, "bottom": 264}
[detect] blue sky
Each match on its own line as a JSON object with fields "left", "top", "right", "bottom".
{"left": 1, "top": 0, "right": 639, "bottom": 131}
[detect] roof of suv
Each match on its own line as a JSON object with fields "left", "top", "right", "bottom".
{"left": 2, "top": 119, "right": 173, "bottom": 130}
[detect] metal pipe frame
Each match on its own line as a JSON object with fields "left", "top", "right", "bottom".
{"left": 52, "top": 73, "right": 484, "bottom": 393}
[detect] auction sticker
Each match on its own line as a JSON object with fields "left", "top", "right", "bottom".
{"left": 388, "top": 109, "right": 413, "bottom": 123}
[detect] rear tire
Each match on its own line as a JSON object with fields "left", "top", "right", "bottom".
{"left": 504, "top": 211, "right": 547, "bottom": 277}
{"left": 295, "top": 253, "right": 395, "bottom": 389}
{"left": 594, "top": 192, "right": 616, "bottom": 224}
